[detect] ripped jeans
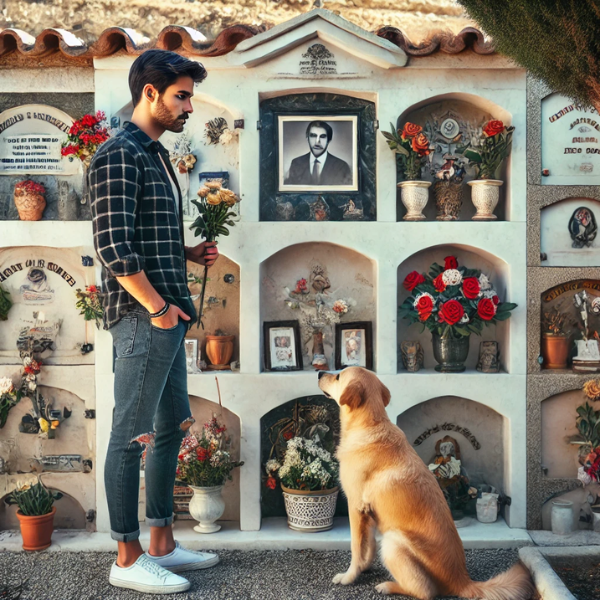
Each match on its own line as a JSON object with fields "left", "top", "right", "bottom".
{"left": 105, "top": 311, "right": 194, "bottom": 542}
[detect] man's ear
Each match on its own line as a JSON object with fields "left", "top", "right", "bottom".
{"left": 340, "top": 381, "right": 365, "bottom": 410}
{"left": 380, "top": 382, "right": 391, "bottom": 407}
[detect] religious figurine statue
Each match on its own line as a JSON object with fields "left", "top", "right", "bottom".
{"left": 574, "top": 290, "right": 590, "bottom": 341}
{"left": 569, "top": 207, "right": 598, "bottom": 249}
{"left": 476, "top": 341, "right": 500, "bottom": 373}
{"left": 400, "top": 341, "right": 424, "bottom": 373}
{"left": 573, "top": 291, "right": 600, "bottom": 372}
{"left": 428, "top": 436, "right": 478, "bottom": 519}
{"left": 311, "top": 329, "right": 329, "bottom": 371}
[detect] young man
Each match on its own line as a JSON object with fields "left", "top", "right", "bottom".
{"left": 90, "top": 49, "right": 219, "bottom": 594}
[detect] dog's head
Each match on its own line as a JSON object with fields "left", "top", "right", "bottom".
{"left": 318, "top": 367, "right": 390, "bottom": 415}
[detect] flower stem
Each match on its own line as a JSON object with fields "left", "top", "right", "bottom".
{"left": 196, "top": 264, "right": 209, "bottom": 329}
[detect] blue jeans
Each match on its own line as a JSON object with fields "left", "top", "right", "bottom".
{"left": 105, "top": 311, "right": 193, "bottom": 542}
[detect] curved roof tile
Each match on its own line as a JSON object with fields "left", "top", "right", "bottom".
{"left": 0, "top": 23, "right": 494, "bottom": 62}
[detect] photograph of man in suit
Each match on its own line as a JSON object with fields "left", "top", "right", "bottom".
{"left": 284, "top": 120, "right": 353, "bottom": 186}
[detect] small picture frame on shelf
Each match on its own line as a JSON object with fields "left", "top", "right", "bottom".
{"left": 335, "top": 321, "right": 373, "bottom": 370}
{"left": 184, "top": 338, "right": 199, "bottom": 374}
{"left": 263, "top": 320, "right": 303, "bottom": 371}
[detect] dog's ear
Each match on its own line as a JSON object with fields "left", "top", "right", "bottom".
{"left": 380, "top": 382, "right": 391, "bottom": 407}
{"left": 339, "top": 381, "right": 365, "bottom": 410}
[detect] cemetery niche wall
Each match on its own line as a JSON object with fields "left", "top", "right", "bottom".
{"left": 0, "top": 104, "right": 89, "bottom": 220}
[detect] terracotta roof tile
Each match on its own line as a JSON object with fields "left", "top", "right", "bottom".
{"left": 0, "top": 23, "right": 494, "bottom": 63}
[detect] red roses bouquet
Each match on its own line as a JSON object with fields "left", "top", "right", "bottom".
{"left": 61, "top": 111, "right": 110, "bottom": 168}
{"left": 382, "top": 121, "right": 432, "bottom": 180}
{"left": 461, "top": 119, "right": 514, "bottom": 180}
{"left": 176, "top": 416, "right": 243, "bottom": 487}
{"left": 399, "top": 255, "right": 516, "bottom": 339}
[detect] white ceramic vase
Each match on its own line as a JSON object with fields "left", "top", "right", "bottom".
{"left": 398, "top": 181, "right": 431, "bottom": 221}
{"left": 551, "top": 500, "right": 575, "bottom": 535}
{"left": 468, "top": 179, "right": 502, "bottom": 220}
{"left": 188, "top": 485, "right": 225, "bottom": 533}
{"left": 281, "top": 485, "right": 339, "bottom": 532}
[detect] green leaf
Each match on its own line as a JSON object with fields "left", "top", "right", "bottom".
{"left": 464, "top": 150, "right": 482, "bottom": 163}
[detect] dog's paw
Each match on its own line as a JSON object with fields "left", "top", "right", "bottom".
{"left": 375, "top": 582, "right": 395, "bottom": 595}
{"left": 332, "top": 571, "right": 356, "bottom": 586}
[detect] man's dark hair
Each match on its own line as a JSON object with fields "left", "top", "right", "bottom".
{"left": 306, "top": 121, "right": 333, "bottom": 142}
{"left": 129, "top": 49, "right": 207, "bottom": 107}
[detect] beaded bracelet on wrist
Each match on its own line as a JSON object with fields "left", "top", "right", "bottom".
{"left": 148, "top": 302, "right": 170, "bottom": 319}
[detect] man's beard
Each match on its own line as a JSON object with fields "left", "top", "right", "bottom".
{"left": 154, "top": 96, "right": 188, "bottom": 132}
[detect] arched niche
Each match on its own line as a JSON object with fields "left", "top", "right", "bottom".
{"left": 541, "top": 389, "right": 589, "bottom": 479}
{"left": 185, "top": 254, "right": 240, "bottom": 368}
{"left": 541, "top": 198, "right": 600, "bottom": 266}
{"left": 259, "top": 395, "right": 344, "bottom": 518}
{"left": 187, "top": 396, "right": 241, "bottom": 522}
{"left": 0, "top": 487, "right": 87, "bottom": 530}
{"left": 397, "top": 244, "right": 510, "bottom": 372}
{"left": 1, "top": 385, "right": 91, "bottom": 474}
{"left": 541, "top": 92, "right": 600, "bottom": 186}
{"left": 260, "top": 242, "right": 376, "bottom": 372}
{"left": 397, "top": 396, "right": 506, "bottom": 495}
{"left": 0, "top": 246, "right": 93, "bottom": 365}
{"left": 396, "top": 93, "right": 512, "bottom": 221}
{"left": 540, "top": 279, "right": 600, "bottom": 370}
{"left": 111, "top": 96, "right": 240, "bottom": 222}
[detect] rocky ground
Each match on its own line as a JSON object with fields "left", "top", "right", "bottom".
{"left": 0, "top": 0, "right": 476, "bottom": 44}
{"left": 0, "top": 548, "right": 523, "bottom": 599}
{"left": 548, "top": 555, "right": 600, "bottom": 600}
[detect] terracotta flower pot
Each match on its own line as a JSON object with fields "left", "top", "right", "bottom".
{"left": 541, "top": 333, "right": 570, "bottom": 369}
{"left": 16, "top": 506, "right": 56, "bottom": 551}
{"left": 205, "top": 335, "right": 234, "bottom": 370}
{"left": 14, "top": 190, "right": 46, "bottom": 221}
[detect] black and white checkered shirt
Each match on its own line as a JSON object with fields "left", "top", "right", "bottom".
{"left": 89, "top": 121, "right": 196, "bottom": 330}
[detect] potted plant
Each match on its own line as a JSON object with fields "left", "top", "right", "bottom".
{"left": 176, "top": 416, "right": 243, "bottom": 533}
{"left": 13, "top": 180, "right": 46, "bottom": 221}
{"left": 574, "top": 402, "right": 600, "bottom": 485}
{"left": 5, "top": 478, "right": 62, "bottom": 551}
{"left": 265, "top": 436, "right": 339, "bottom": 532}
{"left": 399, "top": 255, "right": 517, "bottom": 372}
{"left": 205, "top": 330, "right": 235, "bottom": 370}
{"left": 462, "top": 120, "right": 515, "bottom": 220}
{"left": 0, "top": 376, "right": 21, "bottom": 429}
{"left": 382, "top": 122, "right": 432, "bottom": 221}
{"left": 541, "top": 302, "right": 572, "bottom": 369}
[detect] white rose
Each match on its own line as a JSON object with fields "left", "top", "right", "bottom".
{"left": 0, "top": 377, "right": 14, "bottom": 395}
{"left": 442, "top": 269, "right": 462, "bottom": 286}
{"left": 479, "top": 274, "right": 492, "bottom": 291}
{"left": 459, "top": 313, "right": 470, "bottom": 324}
{"left": 219, "top": 129, "right": 234, "bottom": 145}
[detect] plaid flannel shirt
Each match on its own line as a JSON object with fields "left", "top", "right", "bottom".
{"left": 89, "top": 121, "right": 196, "bottom": 330}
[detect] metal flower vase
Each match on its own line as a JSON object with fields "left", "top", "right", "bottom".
{"left": 468, "top": 179, "right": 502, "bottom": 220}
{"left": 432, "top": 332, "right": 470, "bottom": 373}
{"left": 397, "top": 181, "right": 431, "bottom": 221}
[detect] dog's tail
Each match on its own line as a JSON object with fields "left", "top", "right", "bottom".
{"left": 459, "top": 562, "right": 535, "bottom": 600}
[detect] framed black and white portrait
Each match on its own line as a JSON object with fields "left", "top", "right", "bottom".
{"left": 278, "top": 116, "right": 358, "bottom": 193}
{"left": 263, "top": 320, "right": 303, "bottom": 371}
{"left": 335, "top": 321, "right": 373, "bottom": 370}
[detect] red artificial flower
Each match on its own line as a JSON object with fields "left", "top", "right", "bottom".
{"left": 477, "top": 298, "right": 497, "bottom": 320}
{"left": 196, "top": 447, "right": 209, "bottom": 462}
{"left": 15, "top": 180, "right": 46, "bottom": 195}
{"left": 283, "top": 431, "right": 294, "bottom": 441}
{"left": 433, "top": 273, "right": 446, "bottom": 292}
{"left": 403, "top": 271, "right": 425, "bottom": 292}
{"left": 415, "top": 295, "right": 434, "bottom": 321}
{"left": 462, "top": 277, "right": 481, "bottom": 300}
{"left": 492, "top": 295, "right": 500, "bottom": 305}
{"left": 444, "top": 256, "right": 458, "bottom": 270}
{"left": 438, "top": 299, "right": 464, "bottom": 325}
{"left": 266, "top": 477, "right": 277, "bottom": 490}
{"left": 411, "top": 133, "right": 431, "bottom": 156}
{"left": 87, "top": 285, "right": 98, "bottom": 293}
{"left": 400, "top": 122, "right": 423, "bottom": 140}
{"left": 483, "top": 120, "right": 505, "bottom": 138}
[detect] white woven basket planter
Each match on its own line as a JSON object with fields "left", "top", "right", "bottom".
{"left": 281, "top": 485, "right": 339, "bottom": 532}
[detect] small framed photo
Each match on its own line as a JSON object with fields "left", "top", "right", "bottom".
{"left": 278, "top": 116, "right": 358, "bottom": 193}
{"left": 263, "top": 320, "right": 303, "bottom": 371}
{"left": 184, "top": 339, "right": 199, "bottom": 374}
{"left": 335, "top": 322, "right": 373, "bottom": 370}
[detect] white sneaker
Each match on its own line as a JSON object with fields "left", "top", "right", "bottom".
{"left": 109, "top": 554, "right": 191, "bottom": 594}
{"left": 146, "top": 541, "right": 220, "bottom": 573}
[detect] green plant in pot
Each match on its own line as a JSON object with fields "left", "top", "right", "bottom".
{"left": 541, "top": 302, "right": 573, "bottom": 369}
{"left": 5, "top": 478, "right": 62, "bottom": 551}
{"left": 399, "top": 255, "right": 517, "bottom": 372}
